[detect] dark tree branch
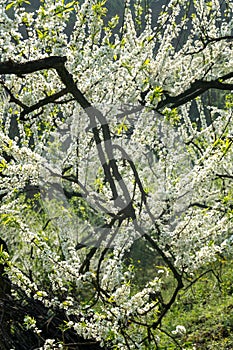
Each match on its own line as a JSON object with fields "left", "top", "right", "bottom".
{"left": 157, "top": 71, "right": 233, "bottom": 110}
{"left": 1, "top": 80, "right": 70, "bottom": 120}
{"left": 20, "top": 87, "right": 70, "bottom": 119}
{"left": 188, "top": 202, "right": 226, "bottom": 213}
{"left": 215, "top": 173, "right": 233, "bottom": 179}
{"left": 0, "top": 56, "right": 66, "bottom": 75}
{"left": 0, "top": 56, "right": 86, "bottom": 119}
{"left": 143, "top": 233, "right": 183, "bottom": 286}
{"left": 183, "top": 268, "right": 222, "bottom": 291}
{"left": 206, "top": 35, "right": 233, "bottom": 44}
{"left": 186, "top": 35, "right": 233, "bottom": 55}
{"left": 55, "top": 63, "right": 91, "bottom": 109}
{"left": 0, "top": 80, "right": 28, "bottom": 110}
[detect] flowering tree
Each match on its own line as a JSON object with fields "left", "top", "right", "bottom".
{"left": 0, "top": 0, "right": 233, "bottom": 349}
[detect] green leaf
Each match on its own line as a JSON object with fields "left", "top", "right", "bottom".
{"left": 36, "top": 28, "right": 48, "bottom": 40}
{"left": 6, "top": 1, "right": 15, "bottom": 10}
{"left": 116, "top": 117, "right": 128, "bottom": 135}
{"left": 65, "top": 1, "right": 75, "bottom": 9}
{"left": 6, "top": 0, "right": 30, "bottom": 10}
{"left": 149, "top": 86, "right": 163, "bottom": 103}
{"left": 0, "top": 159, "right": 7, "bottom": 173}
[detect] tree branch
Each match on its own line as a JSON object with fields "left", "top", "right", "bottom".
{"left": 20, "top": 87, "right": 70, "bottom": 120}
{"left": 186, "top": 35, "right": 233, "bottom": 55}
{"left": 157, "top": 71, "right": 233, "bottom": 110}
{"left": 0, "top": 56, "right": 67, "bottom": 75}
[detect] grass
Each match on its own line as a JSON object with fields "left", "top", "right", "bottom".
{"left": 159, "top": 258, "right": 233, "bottom": 349}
